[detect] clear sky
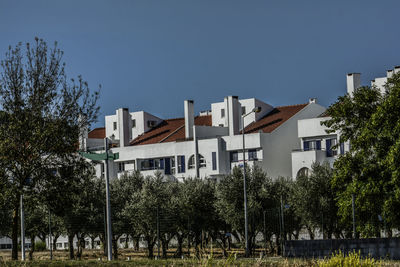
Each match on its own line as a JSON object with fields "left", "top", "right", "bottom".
{"left": 1, "top": 0, "right": 399, "bottom": 128}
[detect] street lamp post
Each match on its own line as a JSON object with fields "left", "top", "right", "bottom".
{"left": 104, "top": 137, "right": 113, "bottom": 261}
{"left": 242, "top": 106, "right": 261, "bottom": 257}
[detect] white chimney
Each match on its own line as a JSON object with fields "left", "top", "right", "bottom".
{"left": 308, "top": 98, "right": 317, "bottom": 104}
{"left": 184, "top": 100, "right": 194, "bottom": 139}
{"left": 117, "top": 108, "right": 130, "bottom": 147}
{"left": 227, "top": 96, "right": 240, "bottom": 136}
{"left": 387, "top": 69, "right": 394, "bottom": 78}
{"left": 78, "top": 114, "right": 88, "bottom": 151}
{"left": 394, "top": 66, "right": 400, "bottom": 74}
{"left": 346, "top": 73, "right": 361, "bottom": 97}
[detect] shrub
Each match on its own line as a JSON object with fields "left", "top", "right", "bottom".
{"left": 319, "top": 250, "right": 380, "bottom": 267}
{"left": 35, "top": 241, "right": 47, "bottom": 252}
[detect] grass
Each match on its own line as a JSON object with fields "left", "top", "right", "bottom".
{"left": 2, "top": 249, "right": 400, "bottom": 266}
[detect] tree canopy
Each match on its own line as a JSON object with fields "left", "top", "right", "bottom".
{"left": 322, "top": 72, "right": 400, "bottom": 236}
{"left": 0, "top": 38, "right": 99, "bottom": 259}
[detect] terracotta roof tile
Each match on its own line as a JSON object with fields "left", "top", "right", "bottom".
{"left": 130, "top": 115, "right": 211, "bottom": 146}
{"left": 129, "top": 104, "right": 307, "bottom": 146}
{"left": 88, "top": 127, "right": 106, "bottom": 139}
{"left": 243, "top": 104, "right": 308, "bottom": 134}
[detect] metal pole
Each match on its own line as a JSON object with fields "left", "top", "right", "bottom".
{"left": 49, "top": 209, "right": 52, "bottom": 260}
{"left": 20, "top": 194, "right": 25, "bottom": 261}
{"left": 242, "top": 115, "right": 249, "bottom": 257}
{"left": 157, "top": 206, "right": 160, "bottom": 259}
{"left": 104, "top": 137, "right": 113, "bottom": 260}
{"left": 280, "top": 195, "right": 284, "bottom": 240}
{"left": 352, "top": 193, "right": 356, "bottom": 239}
{"left": 103, "top": 205, "right": 107, "bottom": 256}
{"left": 280, "top": 195, "right": 285, "bottom": 256}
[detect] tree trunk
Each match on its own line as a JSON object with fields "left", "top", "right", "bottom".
{"left": 52, "top": 235, "right": 59, "bottom": 252}
{"left": 161, "top": 239, "right": 168, "bottom": 258}
{"left": 134, "top": 237, "right": 139, "bottom": 251}
{"left": 112, "top": 238, "right": 118, "bottom": 259}
{"left": 90, "top": 236, "right": 95, "bottom": 249}
{"left": 28, "top": 234, "right": 35, "bottom": 260}
{"left": 11, "top": 195, "right": 19, "bottom": 260}
{"left": 146, "top": 238, "right": 154, "bottom": 259}
{"left": 176, "top": 234, "right": 183, "bottom": 258}
{"left": 68, "top": 234, "right": 74, "bottom": 260}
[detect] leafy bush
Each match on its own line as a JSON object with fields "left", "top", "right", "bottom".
{"left": 319, "top": 250, "right": 380, "bottom": 267}
{"left": 35, "top": 241, "right": 47, "bottom": 252}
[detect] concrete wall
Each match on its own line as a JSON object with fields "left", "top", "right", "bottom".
{"left": 284, "top": 238, "right": 400, "bottom": 260}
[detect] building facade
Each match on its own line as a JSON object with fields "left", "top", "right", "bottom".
{"left": 291, "top": 66, "right": 400, "bottom": 178}
{"left": 83, "top": 96, "right": 326, "bottom": 180}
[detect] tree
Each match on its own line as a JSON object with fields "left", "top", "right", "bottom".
{"left": 109, "top": 171, "right": 143, "bottom": 259}
{"left": 321, "top": 74, "right": 400, "bottom": 237}
{"left": 0, "top": 170, "right": 12, "bottom": 239}
{"left": 215, "top": 166, "right": 274, "bottom": 255}
{"left": 175, "top": 177, "right": 218, "bottom": 258}
{"left": 123, "top": 173, "right": 167, "bottom": 258}
{"left": 0, "top": 38, "right": 99, "bottom": 259}
{"left": 291, "top": 162, "right": 339, "bottom": 239}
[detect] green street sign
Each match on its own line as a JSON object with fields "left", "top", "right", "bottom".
{"left": 79, "top": 151, "right": 119, "bottom": 161}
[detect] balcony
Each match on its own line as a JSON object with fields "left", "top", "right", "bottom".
{"left": 291, "top": 149, "right": 336, "bottom": 178}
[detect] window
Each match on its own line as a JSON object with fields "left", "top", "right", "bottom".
{"left": 178, "top": 155, "right": 185, "bottom": 173}
{"left": 101, "top": 163, "right": 105, "bottom": 178}
{"left": 140, "top": 158, "right": 164, "bottom": 171}
{"left": 248, "top": 149, "right": 257, "bottom": 161}
{"left": 340, "top": 142, "right": 345, "bottom": 155}
{"left": 113, "top": 122, "right": 117, "bottom": 130}
{"left": 242, "top": 106, "right": 246, "bottom": 115}
{"left": 212, "top": 152, "right": 217, "bottom": 170}
{"left": 296, "top": 167, "right": 310, "bottom": 178}
{"left": 171, "top": 157, "right": 176, "bottom": 174}
{"left": 303, "top": 140, "right": 321, "bottom": 151}
{"left": 147, "top": 120, "right": 156, "bottom": 127}
{"left": 132, "top": 119, "right": 136, "bottom": 128}
{"left": 56, "top": 243, "right": 62, "bottom": 249}
{"left": 187, "top": 154, "right": 206, "bottom": 169}
{"left": 85, "top": 241, "right": 89, "bottom": 247}
{"left": 326, "top": 138, "right": 337, "bottom": 157}
{"left": 118, "top": 162, "right": 125, "bottom": 172}
{"left": 188, "top": 155, "right": 195, "bottom": 169}
{"left": 199, "top": 155, "right": 206, "bottom": 168}
{"left": 120, "top": 238, "right": 126, "bottom": 244}
{"left": 221, "top": 109, "right": 225, "bottom": 118}
{"left": 230, "top": 151, "right": 238, "bottom": 162}
{"left": 64, "top": 242, "right": 68, "bottom": 248}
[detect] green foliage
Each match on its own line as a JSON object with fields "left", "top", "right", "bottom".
{"left": 322, "top": 72, "right": 400, "bottom": 236}
{"left": 319, "top": 251, "right": 379, "bottom": 267}
{"left": 0, "top": 38, "right": 100, "bottom": 259}
{"left": 34, "top": 241, "right": 47, "bottom": 252}
{"left": 291, "top": 162, "right": 339, "bottom": 239}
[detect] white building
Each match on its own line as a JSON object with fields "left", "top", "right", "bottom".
{"left": 84, "top": 96, "right": 326, "bottom": 180}
{"left": 291, "top": 66, "right": 400, "bottom": 178}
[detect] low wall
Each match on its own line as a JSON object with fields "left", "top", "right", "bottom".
{"left": 284, "top": 238, "right": 400, "bottom": 260}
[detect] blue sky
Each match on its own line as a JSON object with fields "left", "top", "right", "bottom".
{"left": 1, "top": 0, "right": 399, "bottom": 128}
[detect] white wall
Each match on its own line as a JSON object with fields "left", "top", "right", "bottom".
{"left": 298, "top": 117, "right": 332, "bottom": 138}
{"left": 105, "top": 110, "right": 163, "bottom": 144}
{"left": 261, "top": 103, "right": 326, "bottom": 179}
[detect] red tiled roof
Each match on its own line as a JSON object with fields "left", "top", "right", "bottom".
{"left": 130, "top": 115, "right": 211, "bottom": 146}
{"left": 88, "top": 127, "right": 106, "bottom": 139}
{"left": 243, "top": 104, "right": 308, "bottom": 134}
{"left": 130, "top": 104, "right": 307, "bottom": 146}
